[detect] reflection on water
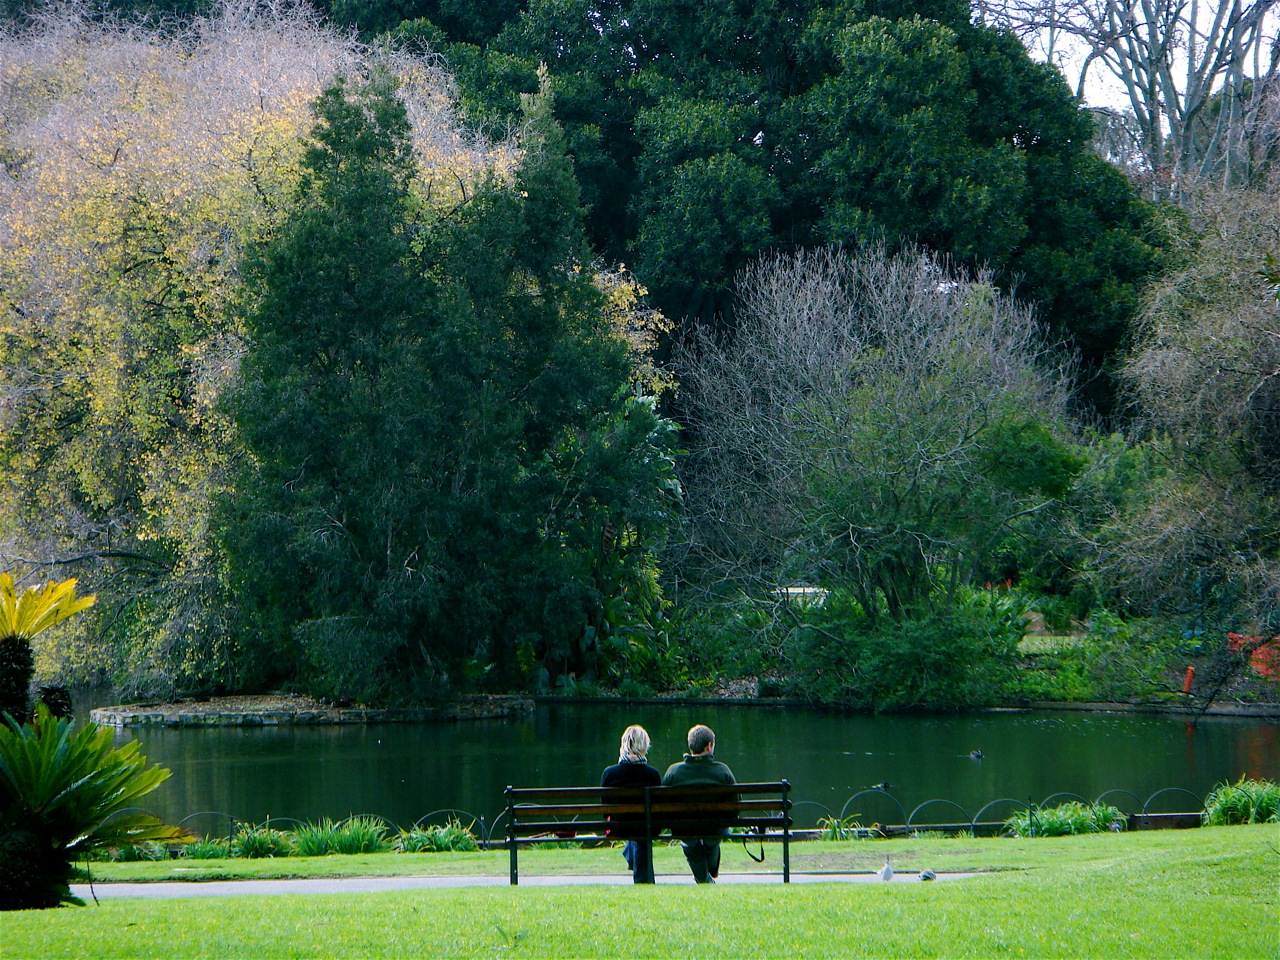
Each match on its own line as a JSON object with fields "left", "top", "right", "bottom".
{"left": 113, "top": 703, "right": 1279, "bottom": 830}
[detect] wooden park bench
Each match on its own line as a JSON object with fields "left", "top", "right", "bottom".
{"left": 503, "top": 781, "right": 793, "bottom": 884}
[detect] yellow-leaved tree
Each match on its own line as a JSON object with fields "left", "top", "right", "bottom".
{"left": 0, "top": 1, "right": 507, "bottom": 695}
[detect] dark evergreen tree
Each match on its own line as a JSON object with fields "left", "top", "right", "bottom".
{"left": 327, "top": 0, "right": 525, "bottom": 41}
{"left": 218, "top": 74, "right": 678, "bottom": 702}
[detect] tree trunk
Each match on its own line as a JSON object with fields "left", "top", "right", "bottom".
{"left": 0, "top": 638, "right": 35, "bottom": 723}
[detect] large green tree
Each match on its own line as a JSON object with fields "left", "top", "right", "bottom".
{"left": 373, "top": 0, "right": 1167, "bottom": 409}
{"left": 219, "top": 73, "right": 679, "bottom": 703}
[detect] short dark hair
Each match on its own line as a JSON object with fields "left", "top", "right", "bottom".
{"left": 687, "top": 724, "right": 715, "bottom": 754}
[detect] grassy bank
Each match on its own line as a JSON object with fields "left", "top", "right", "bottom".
{"left": 5, "top": 826, "right": 1276, "bottom": 958}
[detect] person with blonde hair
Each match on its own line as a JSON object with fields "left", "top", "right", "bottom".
{"left": 600, "top": 723, "right": 662, "bottom": 883}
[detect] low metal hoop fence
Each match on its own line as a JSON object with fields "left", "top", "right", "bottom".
{"left": 87, "top": 784, "right": 1217, "bottom": 854}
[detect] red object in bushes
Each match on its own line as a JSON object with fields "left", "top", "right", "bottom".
{"left": 1182, "top": 665, "right": 1195, "bottom": 693}
{"left": 1227, "top": 633, "right": 1280, "bottom": 679}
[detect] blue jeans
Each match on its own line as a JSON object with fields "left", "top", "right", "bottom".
{"left": 679, "top": 838, "right": 721, "bottom": 883}
{"left": 622, "top": 839, "right": 654, "bottom": 884}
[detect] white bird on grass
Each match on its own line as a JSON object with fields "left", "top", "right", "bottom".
{"left": 876, "top": 857, "right": 893, "bottom": 882}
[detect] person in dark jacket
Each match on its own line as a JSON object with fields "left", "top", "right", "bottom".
{"left": 600, "top": 724, "right": 662, "bottom": 883}
{"left": 661, "top": 723, "right": 736, "bottom": 883}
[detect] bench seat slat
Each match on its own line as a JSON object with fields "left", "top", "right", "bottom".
{"left": 649, "top": 800, "right": 787, "bottom": 813}
{"left": 510, "top": 816, "right": 791, "bottom": 836}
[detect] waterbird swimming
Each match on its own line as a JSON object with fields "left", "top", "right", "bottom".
{"left": 871, "top": 781, "right": 893, "bottom": 790}
{"left": 969, "top": 750, "right": 984, "bottom": 760}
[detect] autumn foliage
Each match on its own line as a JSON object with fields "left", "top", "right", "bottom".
{"left": 1227, "top": 633, "right": 1280, "bottom": 680}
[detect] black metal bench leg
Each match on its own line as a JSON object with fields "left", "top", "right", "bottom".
{"left": 506, "top": 786, "right": 518, "bottom": 885}
{"left": 783, "top": 780, "right": 791, "bottom": 883}
{"left": 509, "top": 830, "right": 518, "bottom": 885}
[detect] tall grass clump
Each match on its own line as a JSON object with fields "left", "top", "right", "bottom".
{"left": 397, "top": 817, "right": 478, "bottom": 853}
{"left": 180, "top": 838, "right": 230, "bottom": 859}
{"left": 816, "top": 815, "right": 867, "bottom": 841}
{"left": 292, "top": 819, "right": 337, "bottom": 857}
{"left": 328, "top": 817, "right": 393, "bottom": 855}
{"left": 231, "top": 824, "right": 294, "bottom": 859}
{"left": 1202, "top": 778, "right": 1279, "bottom": 825}
{"left": 1005, "top": 801, "right": 1125, "bottom": 837}
{"left": 99, "top": 842, "right": 170, "bottom": 862}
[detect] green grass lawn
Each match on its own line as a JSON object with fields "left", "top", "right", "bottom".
{"left": 4, "top": 826, "right": 1276, "bottom": 959}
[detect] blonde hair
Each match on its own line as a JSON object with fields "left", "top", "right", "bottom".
{"left": 619, "top": 724, "right": 651, "bottom": 760}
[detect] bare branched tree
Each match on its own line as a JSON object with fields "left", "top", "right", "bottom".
{"left": 974, "top": 0, "right": 1280, "bottom": 198}
{"left": 1103, "top": 186, "right": 1280, "bottom": 630}
{"left": 677, "top": 246, "right": 1081, "bottom": 621}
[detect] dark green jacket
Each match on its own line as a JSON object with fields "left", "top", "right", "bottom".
{"left": 661, "top": 752, "right": 736, "bottom": 787}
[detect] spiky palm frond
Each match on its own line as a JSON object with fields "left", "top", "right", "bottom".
{"left": 0, "top": 707, "right": 191, "bottom": 909}
{"left": 0, "top": 574, "right": 96, "bottom": 642}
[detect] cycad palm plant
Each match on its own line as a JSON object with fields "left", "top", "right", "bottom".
{"left": 0, "top": 574, "right": 95, "bottom": 721}
{"left": 0, "top": 707, "right": 191, "bottom": 909}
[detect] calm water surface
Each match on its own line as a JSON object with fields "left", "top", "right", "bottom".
{"left": 113, "top": 704, "right": 1279, "bottom": 831}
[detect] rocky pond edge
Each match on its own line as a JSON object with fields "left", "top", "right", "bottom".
{"left": 88, "top": 693, "right": 1280, "bottom": 727}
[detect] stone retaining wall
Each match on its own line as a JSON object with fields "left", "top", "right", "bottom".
{"left": 1025, "top": 700, "right": 1279, "bottom": 719}
{"left": 91, "top": 696, "right": 536, "bottom": 727}
{"left": 88, "top": 694, "right": 1278, "bottom": 726}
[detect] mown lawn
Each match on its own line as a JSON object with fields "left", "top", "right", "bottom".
{"left": 4, "top": 826, "right": 1276, "bottom": 959}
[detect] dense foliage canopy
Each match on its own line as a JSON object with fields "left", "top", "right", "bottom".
{"left": 353, "top": 0, "right": 1168, "bottom": 408}
{"left": 1, "top": 4, "right": 394, "bottom": 690}
{"left": 1, "top": 6, "right": 676, "bottom": 701}
{"left": 0, "top": 2, "right": 1271, "bottom": 711}
{"left": 1103, "top": 187, "right": 1280, "bottom": 638}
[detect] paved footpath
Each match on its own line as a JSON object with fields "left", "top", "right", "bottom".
{"left": 73, "top": 871, "right": 973, "bottom": 899}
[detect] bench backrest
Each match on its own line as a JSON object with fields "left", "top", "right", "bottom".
{"left": 505, "top": 781, "right": 791, "bottom": 835}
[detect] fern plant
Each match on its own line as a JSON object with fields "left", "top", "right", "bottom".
{"left": 0, "top": 574, "right": 95, "bottom": 722}
{"left": 0, "top": 706, "right": 190, "bottom": 909}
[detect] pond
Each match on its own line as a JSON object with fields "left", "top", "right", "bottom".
{"left": 109, "top": 703, "right": 1278, "bottom": 835}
